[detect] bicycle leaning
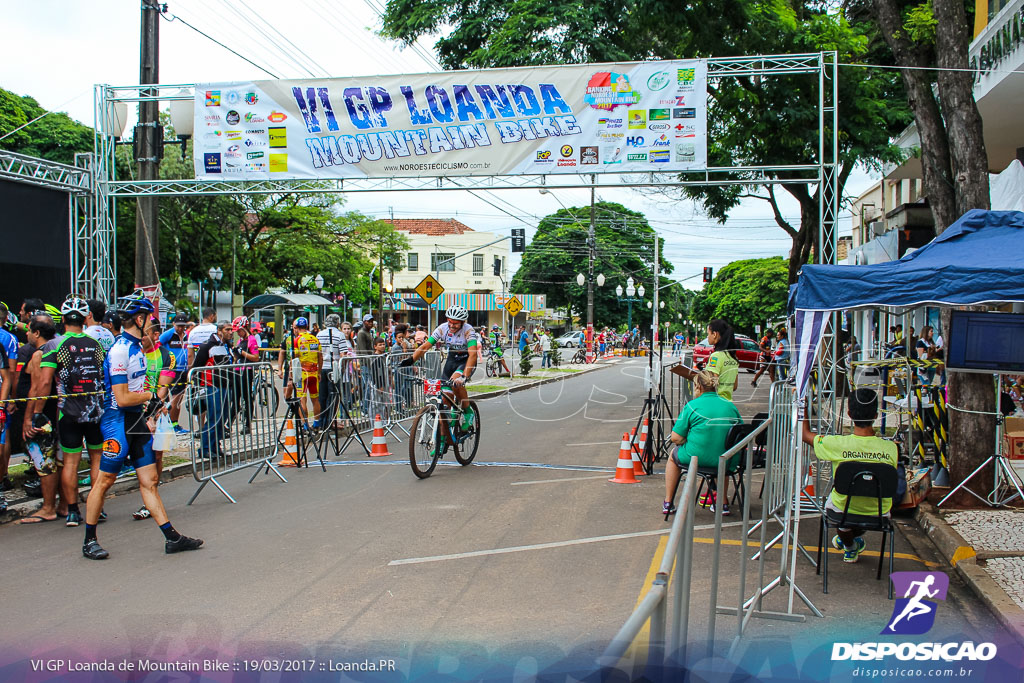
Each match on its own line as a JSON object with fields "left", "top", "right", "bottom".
{"left": 407, "top": 375, "right": 481, "bottom": 478}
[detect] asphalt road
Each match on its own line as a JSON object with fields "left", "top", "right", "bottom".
{"left": 0, "top": 356, "right": 1011, "bottom": 678}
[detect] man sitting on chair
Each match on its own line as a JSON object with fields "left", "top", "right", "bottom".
{"left": 801, "top": 388, "right": 898, "bottom": 563}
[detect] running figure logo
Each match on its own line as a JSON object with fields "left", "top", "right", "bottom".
{"left": 883, "top": 571, "right": 949, "bottom": 635}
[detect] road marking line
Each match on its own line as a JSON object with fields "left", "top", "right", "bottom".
{"left": 511, "top": 474, "right": 612, "bottom": 485}
{"left": 625, "top": 535, "right": 669, "bottom": 663}
{"left": 388, "top": 523, "right": 744, "bottom": 566}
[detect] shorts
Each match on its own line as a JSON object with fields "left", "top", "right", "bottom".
{"left": 442, "top": 353, "right": 469, "bottom": 380}
{"left": 491, "top": 347, "right": 504, "bottom": 359}
{"left": 26, "top": 439, "right": 59, "bottom": 476}
{"left": 58, "top": 414, "right": 103, "bottom": 453}
{"left": 296, "top": 372, "right": 319, "bottom": 399}
{"left": 99, "top": 409, "right": 156, "bottom": 475}
{"left": 169, "top": 370, "right": 189, "bottom": 396}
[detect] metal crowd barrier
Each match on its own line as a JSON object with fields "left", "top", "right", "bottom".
{"left": 181, "top": 361, "right": 286, "bottom": 504}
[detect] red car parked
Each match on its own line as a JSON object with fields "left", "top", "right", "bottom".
{"left": 692, "top": 334, "right": 761, "bottom": 372}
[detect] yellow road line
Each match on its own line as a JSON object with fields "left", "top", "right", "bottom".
{"left": 625, "top": 535, "right": 669, "bottom": 662}
{"left": 688, "top": 536, "right": 940, "bottom": 567}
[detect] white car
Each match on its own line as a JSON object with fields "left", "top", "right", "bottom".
{"left": 554, "top": 332, "right": 584, "bottom": 347}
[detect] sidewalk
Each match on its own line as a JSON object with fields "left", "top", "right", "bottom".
{"left": 467, "top": 352, "right": 617, "bottom": 400}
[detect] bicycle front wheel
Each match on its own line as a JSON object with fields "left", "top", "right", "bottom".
{"left": 409, "top": 403, "right": 443, "bottom": 478}
{"left": 454, "top": 401, "right": 480, "bottom": 466}
{"left": 485, "top": 358, "right": 496, "bottom": 378}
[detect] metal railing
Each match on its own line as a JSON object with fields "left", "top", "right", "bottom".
{"left": 181, "top": 362, "right": 286, "bottom": 503}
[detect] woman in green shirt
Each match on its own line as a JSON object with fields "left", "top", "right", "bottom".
{"left": 705, "top": 319, "right": 740, "bottom": 401}
{"left": 663, "top": 370, "right": 742, "bottom": 516}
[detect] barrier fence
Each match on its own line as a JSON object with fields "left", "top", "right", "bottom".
{"left": 181, "top": 361, "right": 286, "bottom": 504}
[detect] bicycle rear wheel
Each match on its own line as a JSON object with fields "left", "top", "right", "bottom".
{"left": 409, "top": 404, "right": 443, "bottom": 478}
{"left": 454, "top": 401, "right": 480, "bottom": 466}
{"left": 485, "top": 358, "right": 496, "bottom": 377}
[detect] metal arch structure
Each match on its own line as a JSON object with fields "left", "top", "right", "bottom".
{"left": 91, "top": 52, "right": 841, "bottom": 415}
{"left": 0, "top": 149, "right": 114, "bottom": 302}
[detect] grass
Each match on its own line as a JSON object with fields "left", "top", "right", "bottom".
{"left": 537, "top": 368, "right": 581, "bottom": 373}
{"left": 468, "top": 385, "right": 505, "bottom": 393}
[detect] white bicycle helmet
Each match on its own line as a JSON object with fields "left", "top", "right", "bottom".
{"left": 60, "top": 294, "right": 89, "bottom": 323}
{"left": 445, "top": 304, "right": 469, "bottom": 321}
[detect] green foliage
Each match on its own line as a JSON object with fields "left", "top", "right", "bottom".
{"left": 519, "top": 346, "right": 534, "bottom": 375}
{"left": 692, "top": 257, "right": 789, "bottom": 336}
{"left": 904, "top": 1, "right": 937, "bottom": 44}
{"left": 509, "top": 201, "right": 679, "bottom": 329}
{"left": 0, "top": 88, "right": 93, "bottom": 164}
{"left": 549, "top": 339, "right": 562, "bottom": 367}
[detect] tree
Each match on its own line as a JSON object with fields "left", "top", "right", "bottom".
{"left": 509, "top": 201, "right": 675, "bottom": 329}
{"left": 0, "top": 88, "right": 93, "bottom": 164}
{"left": 381, "top": 1, "right": 912, "bottom": 283}
{"left": 861, "top": 0, "right": 993, "bottom": 504}
{"left": 693, "top": 257, "right": 790, "bottom": 336}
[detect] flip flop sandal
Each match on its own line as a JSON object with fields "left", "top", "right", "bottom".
{"left": 18, "top": 514, "right": 56, "bottom": 524}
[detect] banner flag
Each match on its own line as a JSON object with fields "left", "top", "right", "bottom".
{"left": 193, "top": 60, "right": 707, "bottom": 180}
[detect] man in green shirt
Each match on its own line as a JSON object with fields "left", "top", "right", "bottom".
{"left": 801, "top": 388, "right": 898, "bottom": 563}
{"left": 664, "top": 370, "right": 742, "bottom": 516}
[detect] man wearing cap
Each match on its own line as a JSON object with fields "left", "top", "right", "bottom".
{"left": 356, "top": 314, "right": 376, "bottom": 355}
{"left": 159, "top": 313, "right": 191, "bottom": 434}
{"left": 276, "top": 317, "right": 322, "bottom": 428}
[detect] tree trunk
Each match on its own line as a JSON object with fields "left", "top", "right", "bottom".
{"left": 783, "top": 185, "right": 818, "bottom": 284}
{"left": 869, "top": 0, "right": 958, "bottom": 233}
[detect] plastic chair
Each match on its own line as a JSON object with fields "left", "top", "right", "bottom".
{"left": 665, "top": 422, "right": 751, "bottom": 521}
{"left": 816, "top": 461, "right": 898, "bottom": 599}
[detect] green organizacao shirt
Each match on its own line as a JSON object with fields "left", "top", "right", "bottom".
{"left": 672, "top": 391, "right": 742, "bottom": 469}
{"left": 706, "top": 350, "right": 739, "bottom": 401}
{"left": 811, "top": 433, "right": 899, "bottom": 516}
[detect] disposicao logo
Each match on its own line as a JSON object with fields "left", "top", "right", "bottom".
{"left": 831, "top": 572, "right": 997, "bottom": 663}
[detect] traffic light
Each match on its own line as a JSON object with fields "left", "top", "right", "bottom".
{"left": 511, "top": 228, "right": 526, "bottom": 253}
{"left": 493, "top": 257, "right": 502, "bottom": 276}
{"left": 703, "top": 267, "right": 713, "bottom": 283}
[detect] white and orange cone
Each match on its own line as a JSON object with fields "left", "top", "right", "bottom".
{"left": 629, "top": 427, "right": 645, "bottom": 477}
{"left": 369, "top": 414, "right": 393, "bottom": 457}
{"left": 610, "top": 432, "right": 640, "bottom": 484}
{"left": 277, "top": 418, "right": 299, "bottom": 467}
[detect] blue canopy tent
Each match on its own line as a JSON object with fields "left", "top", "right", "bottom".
{"left": 791, "top": 210, "right": 1024, "bottom": 398}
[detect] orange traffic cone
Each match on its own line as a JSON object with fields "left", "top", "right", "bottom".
{"left": 629, "top": 427, "right": 645, "bottom": 477}
{"left": 369, "top": 414, "right": 393, "bottom": 457}
{"left": 803, "top": 463, "right": 816, "bottom": 497}
{"left": 638, "top": 418, "right": 649, "bottom": 457}
{"left": 610, "top": 432, "right": 640, "bottom": 484}
{"left": 277, "top": 418, "right": 299, "bottom": 467}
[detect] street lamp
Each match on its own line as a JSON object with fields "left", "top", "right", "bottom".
{"left": 314, "top": 274, "right": 325, "bottom": 290}
{"left": 576, "top": 271, "right": 605, "bottom": 361}
{"left": 208, "top": 266, "right": 223, "bottom": 311}
{"left": 615, "top": 277, "right": 644, "bottom": 331}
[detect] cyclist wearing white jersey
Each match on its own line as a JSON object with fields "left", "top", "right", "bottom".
{"left": 400, "top": 305, "right": 478, "bottom": 430}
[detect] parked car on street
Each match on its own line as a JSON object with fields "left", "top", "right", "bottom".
{"left": 554, "top": 331, "right": 584, "bottom": 347}
{"left": 692, "top": 334, "right": 760, "bottom": 371}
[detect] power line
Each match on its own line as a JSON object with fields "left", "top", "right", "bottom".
{"left": 160, "top": 10, "right": 280, "bottom": 79}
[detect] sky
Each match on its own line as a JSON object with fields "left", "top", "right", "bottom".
{"left": 2, "top": 0, "right": 877, "bottom": 290}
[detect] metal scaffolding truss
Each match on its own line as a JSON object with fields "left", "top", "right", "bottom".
{"left": 0, "top": 150, "right": 91, "bottom": 194}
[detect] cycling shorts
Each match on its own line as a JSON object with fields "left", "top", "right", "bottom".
{"left": 490, "top": 347, "right": 504, "bottom": 358}
{"left": 296, "top": 372, "right": 319, "bottom": 399}
{"left": 442, "top": 353, "right": 469, "bottom": 380}
{"left": 99, "top": 409, "right": 156, "bottom": 475}
{"left": 58, "top": 414, "right": 103, "bottom": 453}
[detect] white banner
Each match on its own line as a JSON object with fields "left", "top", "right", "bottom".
{"left": 193, "top": 60, "right": 707, "bottom": 180}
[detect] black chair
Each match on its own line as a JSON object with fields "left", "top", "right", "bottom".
{"left": 665, "top": 422, "right": 753, "bottom": 521}
{"left": 816, "top": 461, "right": 898, "bottom": 599}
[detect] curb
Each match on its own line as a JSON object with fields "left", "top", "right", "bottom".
{"left": 0, "top": 460, "right": 196, "bottom": 525}
{"left": 468, "top": 362, "right": 612, "bottom": 401}
{"left": 914, "top": 502, "right": 1024, "bottom": 646}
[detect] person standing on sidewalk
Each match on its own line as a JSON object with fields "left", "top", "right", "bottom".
{"left": 538, "top": 328, "right": 552, "bottom": 368}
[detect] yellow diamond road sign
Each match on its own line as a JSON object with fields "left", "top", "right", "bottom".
{"left": 415, "top": 274, "right": 444, "bottom": 305}
{"left": 504, "top": 295, "right": 523, "bottom": 317}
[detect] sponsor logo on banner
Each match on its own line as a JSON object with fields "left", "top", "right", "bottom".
{"left": 584, "top": 72, "right": 641, "bottom": 110}
{"left": 580, "top": 146, "right": 598, "bottom": 164}
{"left": 246, "top": 151, "right": 265, "bottom": 160}
{"left": 560, "top": 144, "right": 574, "bottom": 157}
{"left": 675, "top": 143, "right": 696, "bottom": 161}
{"left": 269, "top": 154, "right": 288, "bottom": 173}
{"left": 651, "top": 134, "right": 670, "bottom": 147}
{"left": 244, "top": 138, "right": 267, "bottom": 148}
{"left": 626, "top": 136, "right": 645, "bottom": 147}
{"left": 535, "top": 150, "right": 552, "bottom": 161}
{"left": 556, "top": 157, "right": 577, "bottom": 167}
{"left": 205, "top": 91, "right": 221, "bottom": 107}
{"left": 648, "top": 123, "right": 670, "bottom": 131}
{"left": 628, "top": 110, "right": 646, "bottom": 129}
{"left": 674, "top": 108, "right": 697, "bottom": 119}
{"left": 657, "top": 99, "right": 677, "bottom": 106}
{"left": 602, "top": 145, "right": 624, "bottom": 164}
{"left": 244, "top": 92, "right": 258, "bottom": 105}
{"left": 225, "top": 130, "right": 242, "bottom": 140}
{"left": 649, "top": 108, "right": 670, "bottom": 121}
{"left": 675, "top": 123, "right": 695, "bottom": 132}
{"left": 203, "top": 153, "right": 222, "bottom": 173}
{"left": 202, "top": 132, "right": 222, "bottom": 142}
{"left": 649, "top": 149, "right": 669, "bottom": 162}
{"left": 245, "top": 162, "right": 268, "bottom": 172}
{"left": 675, "top": 95, "right": 689, "bottom": 106}
{"left": 267, "top": 111, "right": 287, "bottom": 123}
{"left": 677, "top": 68, "right": 696, "bottom": 85}
{"left": 225, "top": 91, "right": 240, "bottom": 105}
{"left": 244, "top": 128, "right": 266, "bottom": 135}
{"left": 225, "top": 110, "right": 240, "bottom": 125}
{"left": 225, "top": 145, "right": 242, "bottom": 158}
{"left": 627, "top": 153, "right": 647, "bottom": 161}
{"left": 647, "top": 71, "right": 671, "bottom": 91}
{"left": 268, "top": 127, "right": 287, "bottom": 148}
{"left": 203, "top": 114, "right": 221, "bottom": 125}
{"left": 830, "top": 572, "right": 998, "bottom": 665}
{"left": 244, "top": 112, "right": 265, "bottom": 123}
{"left": 598, "top": 130, "right": 623, "bottom": 142}
{"left": 604, "top": 117, "right": 623, "bottom": 129}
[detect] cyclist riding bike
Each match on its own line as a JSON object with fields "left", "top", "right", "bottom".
{"left": 487, "top": 324, "right": 510, "bottom": 375}
{"left": 400, "top": 305, "right": 478, "bottom": 430}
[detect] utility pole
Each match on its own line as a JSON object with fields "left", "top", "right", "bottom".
{"left": 377, "top": 249, "right": 384, "bottom": 323}
{"left": 586, "top": 176, "right": 596, "bottom": 362}
{"left": 652, "top": 232, "right": 659, "bottom": 343}
{"left": 135, "top": 2, "right": 161, "bottom": 292}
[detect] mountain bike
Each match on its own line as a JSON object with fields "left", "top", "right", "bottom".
{"left": 408, "top": 377, "right": 481, "bottom": 478}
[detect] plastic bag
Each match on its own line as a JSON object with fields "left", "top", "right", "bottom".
{"left": 152, "top": 414, "right": 176, "bottom": 452}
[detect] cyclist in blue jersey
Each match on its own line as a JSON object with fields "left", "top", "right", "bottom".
{"left": 159, "top": 313, "right": 190, "bottom": 434}
{"left": 400, "top": 305, "right": 479, "bottom": 430}
{"left": 81, "top": 292, "right": 202, "bottom": 560}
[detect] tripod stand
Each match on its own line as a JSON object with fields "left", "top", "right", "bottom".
{"left": 275, "top": 365, "right": 326, "bottom": 471}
